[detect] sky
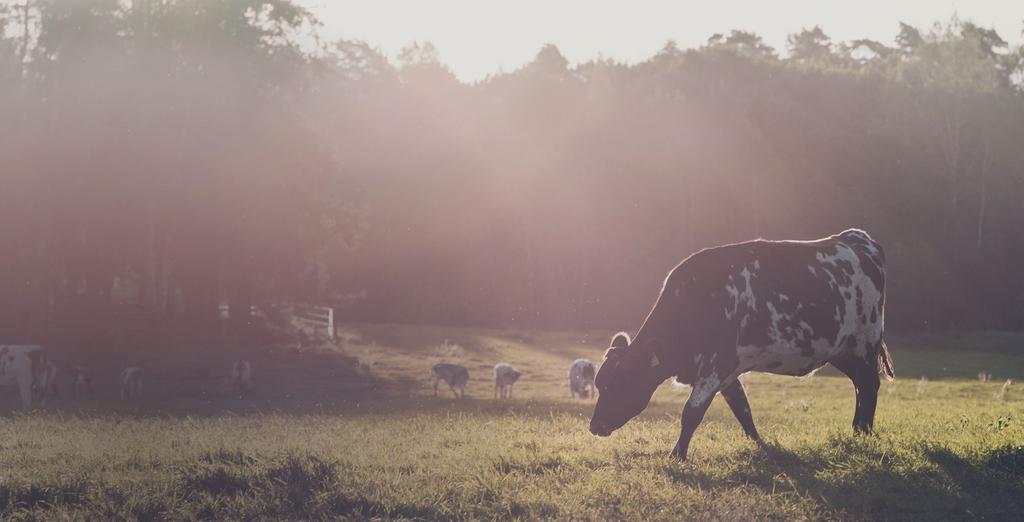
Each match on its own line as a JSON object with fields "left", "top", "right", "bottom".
{"left": 301, "top": 1, "right": 1024, "bottom": 82}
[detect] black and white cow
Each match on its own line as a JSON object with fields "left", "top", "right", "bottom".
{"left": 589, "top": 229, "right": 893, "bottom": 460}
{"left": 568, "top": 359, "right": 598, "bottom": 399}
{"left": 432, "top": 363, "right": 469, "bottom": 398}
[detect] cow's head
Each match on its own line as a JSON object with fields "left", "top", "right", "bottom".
{"left": 509, "top": 369, "right": 522, "bottom": 383}
{"left": 589, "top": 332, "right": 663, "bottom": 437}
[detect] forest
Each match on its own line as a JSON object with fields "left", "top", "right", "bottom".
{"left": 2, "top": 1, "right": 1023, "bottom": 347}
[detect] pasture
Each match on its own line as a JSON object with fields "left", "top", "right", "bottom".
{"left": 2, "top": 326, "right": 1023, "bottom": 520}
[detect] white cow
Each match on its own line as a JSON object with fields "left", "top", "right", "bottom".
{"left": 569, "top": 359, "right": 598, "bottom": 399}
{"left": 493, "top": 363, "right": 522, "bottom": 399}
{"left": 120, "top": 367, "right": 144, "bottom": 400}
{"left": 0, "top": 345, "right": 47, "bottom": 411}
{"left": 230, "top": 359, "right": 252, "bottom": 395}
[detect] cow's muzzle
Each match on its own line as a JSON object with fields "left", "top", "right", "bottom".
{"left": 589, "top": 421, "right": 612, "bottom": 437}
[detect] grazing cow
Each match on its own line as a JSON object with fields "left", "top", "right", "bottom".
{"left": 230, "top": 359, "right": 252, "bottom": 395}
{"left": 33, "top": 359, "right": 59, "bottom": 404}
{"left": 431, "top": 363, "right": 469, "bottom": 398}
{"left": 71, "top": 366, "right": 94, "bottom": 397}
{"left": 589, "top": 229, "right": 893, "bottom": 461}
{"left": 120, "top": 367, "right": 144, "bottom": 400}
{"left": 493, "top": 363, "right": 522, "bottom": 399}
{"left": 0, "top": 345, "right": 47, "bottom": 411}
{"left": 569, "top": 359, "right": 598, "bottom": 399}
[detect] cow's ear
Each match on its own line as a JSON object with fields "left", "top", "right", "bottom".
{"left": 610, "top": 332, "right": 631, "bottom": 349}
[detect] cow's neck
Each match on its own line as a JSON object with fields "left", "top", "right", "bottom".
{"left": 633, "top": 322, "right": 696, "bottom": 385}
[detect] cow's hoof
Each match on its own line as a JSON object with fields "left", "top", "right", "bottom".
{"left": 668, "top": 447, "right": 688, "bottom": 461}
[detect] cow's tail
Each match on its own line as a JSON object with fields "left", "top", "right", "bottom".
{"left": 879, "top": 340, "right": 895, "bottom": 381}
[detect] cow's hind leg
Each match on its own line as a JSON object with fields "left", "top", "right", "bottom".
{"left": 720, "top": 380, "right": 760, "bottom": 441}
{"left": 671, "top": 377, "right": 721, "bottom": 460}
{"left": 830, "top": 355, "right": 880, "bottom": 434}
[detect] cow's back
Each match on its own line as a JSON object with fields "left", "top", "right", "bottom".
{"left": 659, "top": 230, "right": 886, "bottom": 380}
{"left": 737, "top": 232, "right": 884, "bottom": 375}
{"left": 433, "top": 363, "right": 468, "bottom": 386}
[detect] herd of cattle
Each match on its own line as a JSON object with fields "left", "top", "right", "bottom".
{"left": 431, "top": 358, "right": 600, "bottom": 399}
{"left": 0, "top": 345, "right": 253, "bottom": 410}
{"left": 2, "top": 341, "right": 593, "bottom": 409}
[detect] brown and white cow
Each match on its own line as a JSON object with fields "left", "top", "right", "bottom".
{"left": 0, "top": 345, "right": 48, "bottom": 411}
{"left": 589, "top": 229, "right": 893, "bottom": 461}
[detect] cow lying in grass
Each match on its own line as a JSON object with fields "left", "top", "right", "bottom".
{"left": 432, "top": 363, "right": 469, "bottom": 398}
{"left": 493, "top": 363, "right": 521, "bottom": 399}
{"left": 589, "top": 229, "right": 894, "bottom": 461}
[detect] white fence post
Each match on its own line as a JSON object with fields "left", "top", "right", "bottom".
{"left": 291, "top": 304, "right": 335, "bottom": 340}
{"left": 326, "top": 307, "right": 334, "bottom": 339}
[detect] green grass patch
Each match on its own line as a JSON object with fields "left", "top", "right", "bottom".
{"left": 1, "top": 326, "right": 1022, "bottom": 519}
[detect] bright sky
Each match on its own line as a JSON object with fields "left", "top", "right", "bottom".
{"left": 301, "top": 1, "right": 1024, "bottom": 82}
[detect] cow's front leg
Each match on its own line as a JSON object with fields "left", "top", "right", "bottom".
{"left": 671, "top": 377, "right": 721, "bottom": 460}
{"left": 720, "top": 380, "right": 760, "bottom": 441}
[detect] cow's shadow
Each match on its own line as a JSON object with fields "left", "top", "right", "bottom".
{"left": 662, "top": 435, "right": 1024, "bottom": 520}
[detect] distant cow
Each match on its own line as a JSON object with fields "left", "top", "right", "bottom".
{"left": 493, "top": 363, "right": 522, "bottom": 399}
{"left": 0, "top": 345, "right": 47, "bottom": 410}
{"left": 71, "top": 366, "right": 94, "bottom": 397}
{"left": 230, "top": 360, "right": 252, "bottom": 395}
{"left": 33, "top": 359, "right": 59, "bottom": 403}
{"left": 569, "top": 359, "right": 598, "bottom": 399}
{"left": 590, "top": 229, "right": 893, "bottom": 461}
{"left": 120, "top": 367, "right": 144, "bottom": 400}
{"left": 431, "top": 363, "right": 469, "bottom": 398}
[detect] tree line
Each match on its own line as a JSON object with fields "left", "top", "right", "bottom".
{"left": 1, "top": 1, "right": 1022, "bottom": 348}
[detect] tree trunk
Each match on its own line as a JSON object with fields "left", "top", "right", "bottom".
{"left": 976, "top": 141, "right": 991, "bottom": 250}
{"left": 19, "top": 0, "right": 30, "bottom": 77}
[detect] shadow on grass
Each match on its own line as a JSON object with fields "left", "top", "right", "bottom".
{"left": 662, "top": 436, "right": 1024, "bottom": 520}
{"left": 1, "top": 393, "right": 611, "bottom": 422}
{"left": 1, "top": 453, "right": 452, "bottom": 521}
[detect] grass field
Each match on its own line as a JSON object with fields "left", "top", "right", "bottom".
{"left": 2, "top": 325, "right": 1023, "bottom": 520}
